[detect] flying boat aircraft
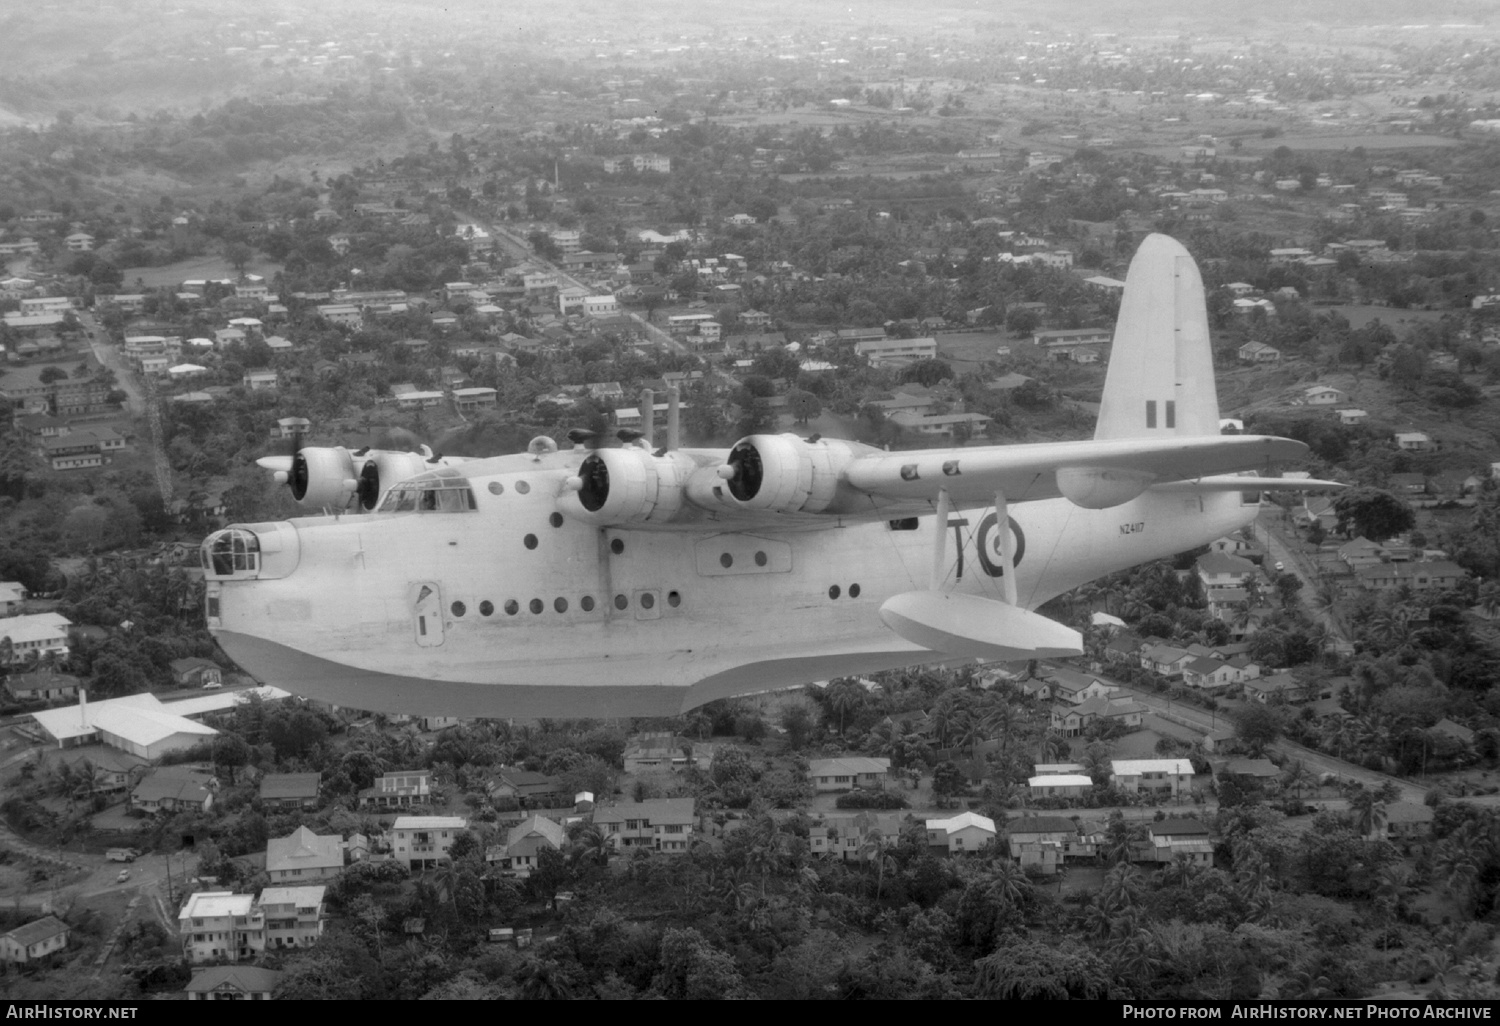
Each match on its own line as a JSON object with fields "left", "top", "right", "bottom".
{"left": 204, "top": 235, "right": 1341, "bottom": 718}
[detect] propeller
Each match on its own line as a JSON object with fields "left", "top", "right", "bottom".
{"left": 576, "top": 453, "right": 611, "bottom": 512}
{"left": 288, "top": 428, "right": 310, "bottom": 501}
{"left": 726, "top": 439, "right": 763, "bottom": 502}
{"left": 356, "top": 460, "right": 381, "bottom": 510}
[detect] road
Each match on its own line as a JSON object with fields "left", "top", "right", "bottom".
{"left": 78, "top": 311, "right": 144, "bottom": 417}
{"left": 1254, "top": 509, "right": 1355, "bottom": 655}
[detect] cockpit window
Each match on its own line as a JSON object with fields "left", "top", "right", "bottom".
{"left": 203, "top": 529, "right": 260, "bottom": 576}
{"left": 378, "top": 470, "right": 478, "bottom": 514}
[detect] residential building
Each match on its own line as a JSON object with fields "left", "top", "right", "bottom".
{"left": 259, "top": 885, "right": 325, "bottom": 950}
{"left": 0, "top": 581, "right": 27, "bottom": 616}
{"left": 491, "top": 769, "right": 567, "bottom": 808}
{"left": 185, "top": 965, "right": 283, "bottom": 1001}
{"left": 1357, "top": 560, "right": 1467, "bottom": 592}
{"left": 392, "top": 815, "right": 468, "bottom": 870}
{"left": 1, "top": 612, "right": 70, "bottom": 665}
{"left": 1394, "top": 432, "right": 1433, "bottom": 452}
{"left": 266, "top": 826, "right": 344, "bottom": 883}
{"left": 1006, "top": 816, "right": 1082, "bottom": 873}
{"left": 495, "top": 815, "right": 566, "bottom": 877}
{"left": 1148, "top": 819, "right": 1213, "bottom": 864}
{"left": 1039, "top": 667, "right": 1117, "bottom": 704}
{"left": 1242, "top": 673, "right": 1311, "bottom": 704}
{"left": 592, "top": 798, "right": 695, "bottom": 852}
{"left": 359, "top": 769, "right": 430, "bottom": 807}
{"left": 855, "top": 336, "right": 938, "bottom": 367}
{"left": 1237, "top": 341, "right": 1281, "bottom": 363}
{"left": 1140, "top": 644, "right": 1194, "bottom": 677}
{"left": 807, "top": 812, "right": 904, "bottom": 862}
{"left": 0, "top": 916, "right": 70, "bottom": 963}
{"left": 169, "top": 657, "right": 222, "bottom": 688}
{"left": 1304, "top": 385, "right": 1346, "bottom": 405}
{"left": 807, "top": 757, "right": 891, "bottom": 792}
{"left": 1033, "top": 327, "right": 1111, "bottom": 349}
{"left": 258, "top": 773, "right": 321, "bottom": 810}
{"left": 179, "top": 892, "right": 264, "bottom": 964}
{"left": 1110, "top": 759, "right": 1195, "bottom": 796}
{"left": 1028, "top": 774, "right": 1093, "bottom": 798}
{"left": 925, "top": 811, "right": 997, "bottom": 853}
{"left": 242, "top": 369, "right": 278, "bottom": 391}
{"left": 131, "top": 766, "right": 216, "bottom": 814}
{"left": 1380, "top": 802, "right": 1436, "bottom": 841}
{"left": 622, "top": 734, "right": 707, "bottom": 774}
{"left": 4, "top": 670, "right": 81, "bottom": 702}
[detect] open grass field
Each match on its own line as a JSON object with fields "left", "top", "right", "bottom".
{"left": 121, "top": 254, "right": 284, "bottom": 289}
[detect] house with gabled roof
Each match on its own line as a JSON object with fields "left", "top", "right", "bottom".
{"left": 1140, "top": 644, "right": 1194, "bottom": 677}
{"left": 808, "top": 812, "right": 904, "bottom": 862}
{"left": 495, "top": 815, "right": 566, "bottom": 877}
{"left": 266, "top": 826, "right": 343, "bottom": 883}
{"left": 258, "top": 772, "right": 320, "bottom": 810}
{"left": 1039, "top": 666, "right": 1116, "bottom": 704}
{"left": 807, "top": 757, "right": 890, "bottom": 792}
{"left": 185, "top": 964, "right": 283, "bottom": 1001}
{"left": 925, "top": 811, "right": 996, "bottom": 853}
{"left": 1243, "top": 672, "right": 1310, "bottom": 704}
{"left": 131, "top": 765, "right": 216, "bottom": 813}
{"left": 0, "top": 915, "right": 70, "bottom": 963}
{"left": 593, "top": 798, "right": 695, "bottom": 853}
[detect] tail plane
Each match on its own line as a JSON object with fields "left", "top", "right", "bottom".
{"left": 1094, "top": 233, "right": 1221, "bottom": 441}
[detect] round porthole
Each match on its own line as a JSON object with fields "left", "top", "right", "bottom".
{"left": 555, "top": 597, "right": 568, "bottom": 613}
{"left": 640, "top": 593, "right": 655, "bottom": 609}
{"left": 515, "top": 480, "right": 530, "bottom": 494}
{"left": 720, "top": 552, "right": 733, "bottom": 568}
{"left": 849, "top": 583, "right": 861, "bottom": 598}
{"left": 450, "top": 601, "right": 466, "bottom": 617}
{"left": 829, "top": 585, "right": 841, "bottom": 599}
{"left": 667, "top": 591, "right": 681, "bottom": 608}
{"left": 754, "top": 550, "right": 767, "bottom": 567}
{"left": 504, "top": 600, "right": 519, "bottom": 616}
{"left": 549, "top": 512, "right": 564, "bottom": 528}
{"left": 614, "top": 594, "right": 628, "bottom": 610}
{"left": 524, "top": 534, "right": 538, "bottom": 550}
{"left": 581, "top": 596, "right": 595, "bottom": 612}
{"left": 488, "top": 481, "right": 504, "bottom": 495}
{"left": 530, "top": 598, "right": 544, "bottom": 614}
{"left": 610, "top": 538, "right": 624, "bottom": 555}
{"left": 479, "top": 600, "right": 494, "bottom": 616}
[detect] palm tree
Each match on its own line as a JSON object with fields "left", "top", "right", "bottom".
{"left": 1281, "top": 760, "right": 1316, "bottom": 802}
{"left": 516, "top": 957, "right": 575, "bottom": 1000}
{"left": 988, "top": 858, "right": 1031, "bottom": 910}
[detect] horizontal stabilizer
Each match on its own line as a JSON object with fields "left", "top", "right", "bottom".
{"left": 879, "top": 591, "right": 1083, "bottom": 660}
{"left": 256, "top": 455, "right": 294, "bottom": 473}
{"left": 1154, "top": 476, "right": 1345, "bottom": 493}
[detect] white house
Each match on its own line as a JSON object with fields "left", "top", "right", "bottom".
{"left": 925, "top": 811, "right": 997, "bottom": 853}
{"left": 259, "top": 885, "right": 326, "bottom": 950}
{"left": 1110, "top": 759, "right": 1195, "bottom": 796}
{"left": 392, "top": 815, "right": 467, "bottom": 870}
{"left": 179, "top": 892, "right": 264, "bottom": 964}
{"left": 807, "top": 757, "right": 891, "bottom": 792}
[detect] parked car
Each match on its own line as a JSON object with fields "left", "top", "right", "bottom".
{"left": 116, "top": 869, "right": 130, "bottom": 883}
{"left": 106, "top": 848, "right": 139, "bottom": 863}
{"left": 201, "top": 681, "right": 222, "bottom": 690}
{"left": 1274, "top": 561, "right": 1285, "bottom": 571}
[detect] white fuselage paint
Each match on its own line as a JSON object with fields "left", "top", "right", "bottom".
{"left": 210, "top": 448, "right": 1256, "bottom": 718}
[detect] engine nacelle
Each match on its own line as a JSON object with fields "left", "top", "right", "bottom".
{"left": 288, "top": 447, "right": 359, "bottom": 509}
{"left": 1056, "top": 466, "right": 1155, "bottom": 509}
{"left": 557, "top": 447, "right": 695, "bottom": 526}
{"left": 709, "top": 433, "right": 861, "bottom": 514}
{"left": 356, "top": 451, "right": 434, "bottom": 510}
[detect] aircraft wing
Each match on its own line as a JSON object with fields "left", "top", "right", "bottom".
{"left": 554, "top": 432, "right": 1341, "bottom": 532}
{"left": 833, "top": 433, "right": 1323, "bottom": 509}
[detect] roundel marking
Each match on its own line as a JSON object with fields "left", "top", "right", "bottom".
{"left": 975, "top": 512, "right": 1026, "bottom": 578}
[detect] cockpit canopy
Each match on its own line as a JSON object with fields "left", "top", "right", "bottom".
{"left": 378, "top": 467, "right": 478, "bottom": 513}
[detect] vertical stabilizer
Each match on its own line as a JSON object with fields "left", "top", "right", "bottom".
{"left": 1093, "top": 234, "right": 1220, "bottom": 440}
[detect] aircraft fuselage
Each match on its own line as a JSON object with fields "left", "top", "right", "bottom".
{"left": 208, "top": 447, "right": 1259, "bottom": 718}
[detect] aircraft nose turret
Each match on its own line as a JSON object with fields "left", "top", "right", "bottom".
{"left": 201, "top": 522, "right": 302, "bottom": 581}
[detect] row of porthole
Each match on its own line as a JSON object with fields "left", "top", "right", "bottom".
{"left": 719, "top": 550, "right": 770, "bottom": 568}
{"left": 450, "top": 592, "right": 683, "bottom": 618}
{"left": 830, "top": 584, "right": 862, "bottom": 599}
{"left": 487, "top": 480, "right": 530, "bottom": 496}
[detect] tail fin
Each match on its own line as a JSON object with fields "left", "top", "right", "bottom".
{"left": 1094, "top": 233, "right": 1221, "bottom": 441}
